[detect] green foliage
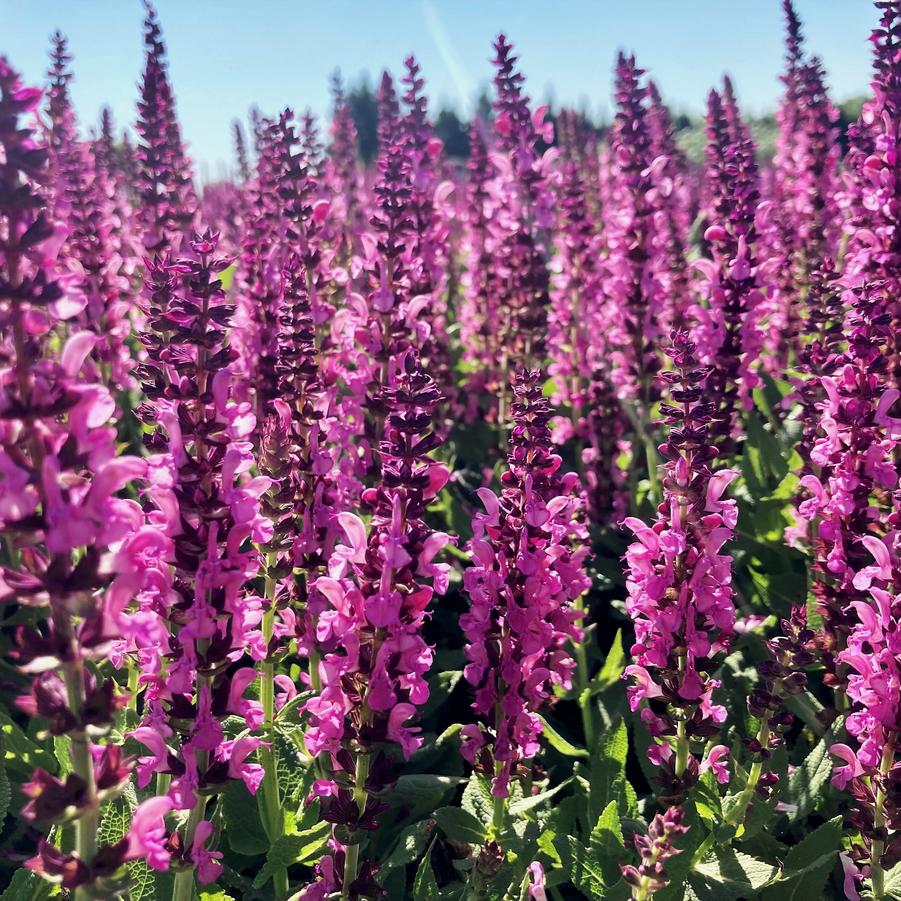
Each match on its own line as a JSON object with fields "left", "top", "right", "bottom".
{"left": 222, "top": 780, "right": 271, "bottom": 856}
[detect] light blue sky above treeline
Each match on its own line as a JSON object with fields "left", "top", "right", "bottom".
{"left": 2, "top": 0, "right": 877, "bottom": 179}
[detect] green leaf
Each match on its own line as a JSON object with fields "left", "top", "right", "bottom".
{"left": 588, "top": 800, "right": 627, "bottom": 885}
{"left": 220, "top": 262, "right": 238, "bottom": 292}
{"left": 252, "top": 821, "right": 332, "bottom": 888}
{"left": 394, "top": 774, "right": 464, "bottom": 819}
{"left": 592, "top": 629, "right": 626, "bottom": 692}
{"left": 763, "top": 815, "right": 842, "bottom": 900}
{"left": 420, "top": 670, "right": 463, "bottom": 719}
{"left": 0, "top": 869, "right": 54, "bottom": 901}
{"left": 884, "top": 861, "right": 901, "bottom": 899}
{"left": 555, "top": 835, "right": 607, "bottom": 898}
{"left": 222, "top": 780, "right": 270, "bottom": 856}
{"left": 53, "top": 736, "right": 72, "bottom": 777}
{"left": 689, "top": 849, "right": 780, "bottom": 900}
{"left": 379, "top": 819, "right": 436, "bottom": 876}
{"left": 0, "top": 713, "right": 55, "bottom": 778}
{"left": 537, "top": 715, "right": 587, "bottom": 758}
{"left": 274, "top": 724, "right": 310, "bottom": 804}
{"left": 434, "top": 806, "right": 487, "bottom": 845}
{"left": 508, "top": 777, "right": 574, "bottom": 817}
{"left": 198, "top": 892, "right": 236, "bottom": 901}
{"left": 783, "top": 725, "right": 841, "bottom": 826}
{"left": 589, "top": 717, "right": 635, "bottom": 820}
{"left": 462, "top": 773, "right": 495, "bottom": 827}
{"left": 690, "top": 770, "right": 723, "bottom": 827}
{"left": 412, "top": 840, "right": 440, "bottom": 901}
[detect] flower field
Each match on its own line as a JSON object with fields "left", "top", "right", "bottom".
{"left": 1, "top": 1, "right": 900, "bottom": 899}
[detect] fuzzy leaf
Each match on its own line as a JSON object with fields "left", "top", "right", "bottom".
{"left": 783, "top": 725, "right": 840, "bottom": 825}
{"left": 0, "top": 713, "right": 55, "bottom": 778}
{"left": 462, "top": 773, "right": 496, "bottom": 827}
{"left": 0, "top": 761, "right": 9, "bottom": 826}
{"left": 394, "top": 774, "right": 464, "bottom": 822}
{"left": 556, "top": 834, "right": 608, "bottom": 898}
{"left": 592, "top": 629, "right": 626, "bottom": 692}
{"left": 763, "top": 815, "right": 842, "bottom": 900}
{"left": 252, "top": 821, "right": 332, "bottom": 888}
{"left": 274, "top": 724, "right": 310, "bottom": 804}
{"left": 589, "top": 717, "right": 635, "bottom": 819}
{"left": 379, "top": 819, "right": 436, "bottom": 876}
{"left": 0, "top": 870, "right": 53, "bottom": 901}
{"left": 689, "top": 849, "right": 780, "bottom": 899}
{"left": 222, "top": 780, "right": 270, "bottom": 856}
{"left": 588, "top": 800, "right": 627, "bottom": 885}
{"left": 537, "top": 715, "right": 587, "bottom": 758}
{"left": 434, "top": 806, "right": 487, "bottom": 845}
{"left": 507, "top": 778, "right": 574, "bottom": 820}
{"left": 412, "top": 841, "right": 440, "bottom": 901}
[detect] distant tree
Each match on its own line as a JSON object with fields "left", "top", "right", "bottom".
{"left": 434, "top": 109, "right": 470, "bottom": 158}
{"left": 347, "top": 78, "right": 379, "bottom": 163}
{"left": 837, "top": 94, "right": 866, "bottom": 155}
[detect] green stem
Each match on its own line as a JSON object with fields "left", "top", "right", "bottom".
{"left": 674, "top": 721, "right": 689, "bottom": 778}
{"left": 62, "top": 661, "right": 98, "bottom": 901}
{"left": 642, "top": 429, "right": 660, "bottom": 506}
{"left": 258, "top": 557, "right": 288, "bottom": 896}
{"left": 492, "top": 791, "right": 506, "bottom": 838}
{"left": 172, "top": 796, "right": 209, "bottom": 901}
{"left": 870, "top": 744, "right": 895, "bottom": 900}
{"left": 573, "top": 598, "right": 595, "bottom": 748}
{"left": 725, "top": 720, "right": 770, "bottom": 828}
{"left": 126, "top": 660, "right": 140, "bottom": 714}
{"left": 342, "top": 751, "right": 372, "bottom": 899}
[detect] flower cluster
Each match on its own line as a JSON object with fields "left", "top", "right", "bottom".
{"left": 0, "top": 56, "right": 150, "bottom": 897}
{"left": 623, "top": 331, "right": 737, "bottom": 799}
{"left": 461, "top": 370, "right": 589, "bottom": 798}
{"left": 303, "top": 351, "right": 449, "bottom": 895}
{"left": 621, "top": 806, "right": 690, "bottom": 901}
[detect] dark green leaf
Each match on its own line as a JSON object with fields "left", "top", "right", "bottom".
{"left": 556, "top": 834, "right": 608, "bottom": 898}
{"left": 252, "top": 821, "right": 332, "bottom": 888}
{"left": 689, "top": 849, "right": 780, "bottom": 900}
{"left": 222, "top": 780, "right": 270, "bottom": 856}
{"left": 412, "top": 840, "right": 440, "bottom": 901}
{"left": 589, "top": 717, "right": 635, "bottom": 819}
{"left": 461, "top": 773, "right": 495, "bottom": 827}
{"left": 434, "top": 806, "right": 487, "bottom": 845}
{"left": 763, "top": 816, "right": 842, "bottom": 900}
{"left": 783, "top": 725, "right": 841, "bottom": 826}
{"left": 537, "top": 715, "right": 587, "bottom": 758}
{"left": 588, "top": 800, "right": 627, "bottom": 885}
{"left": 379, "top": 819, "right": 437, "bottom": 876}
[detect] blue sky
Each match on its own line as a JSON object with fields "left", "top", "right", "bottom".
{"left": 2, "top": 0, "right": 877, "bottom": 179}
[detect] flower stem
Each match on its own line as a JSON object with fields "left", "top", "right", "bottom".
{"left": 61, "top": 656, "right": 98, "bottom": 901}
{"left": 491, "top": 789, "right": 506, "bottom": 838}
{"left": 573, "top": 597, "right": 595, "bottom": 749}
{"left": 870, "top": 744, "right": 895, "bottom": 900}
{"left": 342, "top": 750, "right": 372, "bottom": 898}
{"left": 258, "top": 557, "right": 289, "bottom": 896}
{"left": 726, "top": 720, "right": 770, "bottom": 828}
{"left": 171, "top": 794, "right": 208, "bottom": 901}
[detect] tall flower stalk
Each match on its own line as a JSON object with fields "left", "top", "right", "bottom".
{"left": 134, "top": 233, "right": 268, "bottom": 899}
{"left": 460, "top": 370, "right": 589, "bottom": 816}
{"left": 623, "top": 331, "right": 737, "bottom": 800}
{"left": 0, "top": 57, "right": 149, "bottom": 899}
{"left": 302, "top": 352, "right": 450, "bottom": 898}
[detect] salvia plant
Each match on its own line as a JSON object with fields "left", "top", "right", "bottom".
{"left": 1, "top": 2, "right": 901, "bottom": 900}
